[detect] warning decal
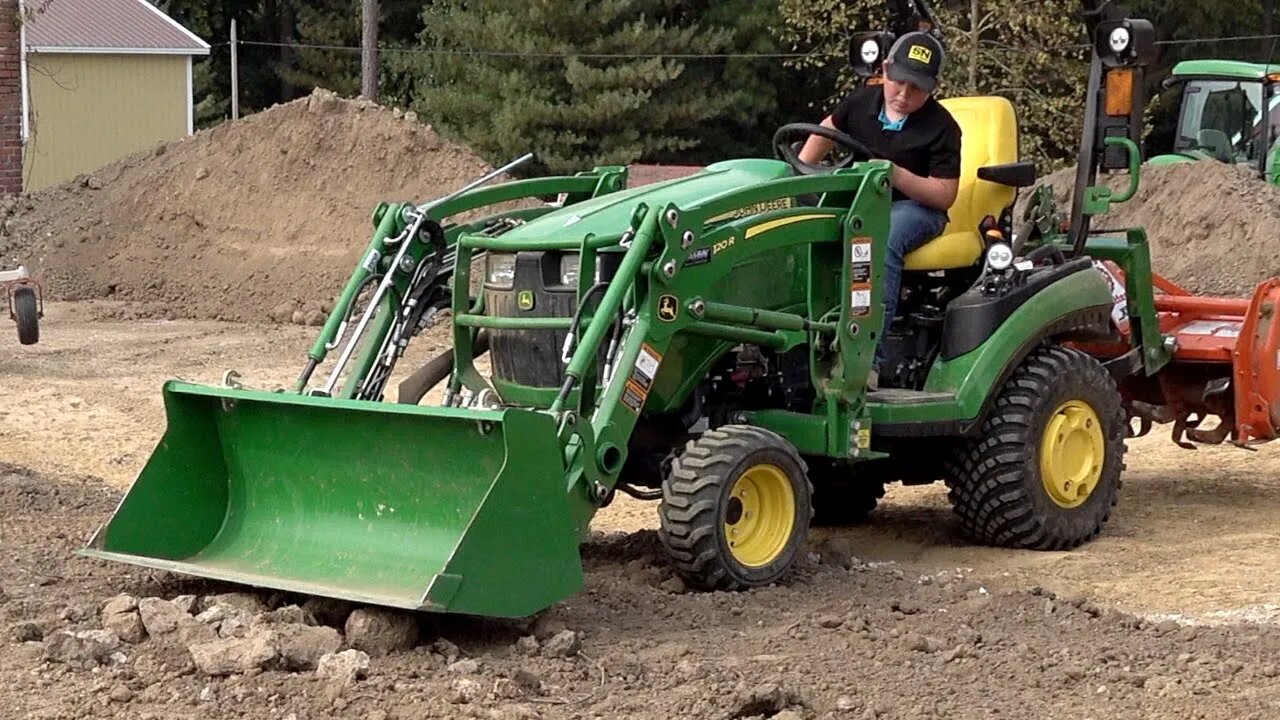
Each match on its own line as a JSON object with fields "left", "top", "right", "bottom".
{"left": 850, "top": 236, "right": 873, "bottom": 286}
{"left": 850, "top": 238, "right": 872, "bottom": 263}
{"left": 631, "top": 343, "right": 662, "bottom": 392}
{"left": 850, "top": 283, "right": 872, "bottom": 317}
{"left": 1178, "top": 320, "right": 1241, "bottom": 338}
{"left": 623, "top": 344, "right": 663, "bottom": 412}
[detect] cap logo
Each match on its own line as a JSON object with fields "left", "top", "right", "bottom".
{"left": 908, "top": 45, "right": 933, "bottom": 63}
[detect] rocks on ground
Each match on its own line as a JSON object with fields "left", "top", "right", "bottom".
{"left": 37, "top": 590, "right": 409, "bottom": 682}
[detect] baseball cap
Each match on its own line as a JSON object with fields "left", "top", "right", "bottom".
{"left": 885, "top": 31, "right": 945, "bottom": 92}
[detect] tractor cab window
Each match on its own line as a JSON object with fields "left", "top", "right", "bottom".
{"left": 1175, "top": 79, "right": 1278, "bottom": 168}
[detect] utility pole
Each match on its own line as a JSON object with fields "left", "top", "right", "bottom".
{"left": 230, "top": 19, "right": 239, "bottom": 120}
{"left": 361, "top": 0, "right": 378, "bottom": 102}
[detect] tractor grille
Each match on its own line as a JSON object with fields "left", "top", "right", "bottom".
{"left": 484, "top": 250, "right": 620, "bottom": 388}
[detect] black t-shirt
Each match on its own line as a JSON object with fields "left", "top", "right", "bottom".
{"left": 829, "top": 85, "right": 962, "bottom": 201}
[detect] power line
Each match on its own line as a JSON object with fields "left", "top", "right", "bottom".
{"left": 224, "top": 32, "right": 1280, "bottom": 62}
{"left": 1156, "top": 31, "right": 1280, "bottom": 46}
{"left": 236, "top": 39, "right": 833, "bottom": 60}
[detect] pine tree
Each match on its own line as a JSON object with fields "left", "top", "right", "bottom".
{"left": 392, "top": 0, "right": 781, "bottom": 174}
{"left": 276, "top": 0, "right": 362, "bottom": 96}
{"left": 276, "top": 0, "right": 424, "bottom": 99}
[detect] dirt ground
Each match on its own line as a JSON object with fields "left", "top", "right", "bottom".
{"left": 7, "top": 303, "right": 1280, "bottom": 719}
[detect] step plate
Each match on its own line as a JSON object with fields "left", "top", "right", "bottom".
{"left": 866, "top": 389, "right": 955, "bottom": 405}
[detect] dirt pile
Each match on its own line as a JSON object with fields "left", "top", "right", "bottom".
{"left": 0, "top": 88, "right": 516, "bottom": 323}
{"left": 1026, "top": 159, "right": 1280, "bottom": 296}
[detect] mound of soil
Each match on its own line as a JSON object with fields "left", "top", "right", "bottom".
{"left": 0, "top": 89, "right": 516, "bottom": 323}
{"left": 1026, "top": 160, "right": 1280, "bottom": 297}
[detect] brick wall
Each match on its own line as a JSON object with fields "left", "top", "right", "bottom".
{"left": 0, "top": 0, "right": 21, "bottom": 196}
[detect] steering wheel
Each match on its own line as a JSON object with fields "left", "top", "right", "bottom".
{"left": 772, "top": 122, "right": 879, "bottom": 175}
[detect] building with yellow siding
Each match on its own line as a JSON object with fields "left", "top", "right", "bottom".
{"left": 21, "top": 0, "right": 210, "bottom": 191}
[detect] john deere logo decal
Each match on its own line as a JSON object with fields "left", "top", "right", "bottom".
{"left": 908, "top": 45, "right": 933, "bottom": 63}
{"left": 658, "top": 294, "right": 679, "bottom": 322}
{"left": 517, "top": 290, "right": 535, "bottom": 311}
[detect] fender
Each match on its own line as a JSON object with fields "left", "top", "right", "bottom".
{"left": 872, "top": 260, "right": 1115, "bottom": 436}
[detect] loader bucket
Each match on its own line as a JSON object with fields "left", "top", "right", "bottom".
{"left": 80, "top": 381, "right": 584, "bottom": 619}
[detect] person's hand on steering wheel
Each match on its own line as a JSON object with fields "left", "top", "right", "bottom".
{"left": 772, "top": 122, "right": 879, "bottom": 175}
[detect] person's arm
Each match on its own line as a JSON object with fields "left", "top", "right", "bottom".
{"left": 798, "top": 115, "right": 839, "bottom": 164}
{"left": 895, "top": 121, "right": 962, "bottom": 211}
{"left": 891, "top": 165, "right": 958, "bottom": 211}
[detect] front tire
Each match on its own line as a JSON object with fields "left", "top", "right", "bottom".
{"left": 658, "top": 425, "right": 813, "bottom": 590}
{"left": 945, "top": 345, "right": 1126, "bottom": 550}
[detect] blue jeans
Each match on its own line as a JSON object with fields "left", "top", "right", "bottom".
{"left": 875, "top": 199, "right": 950, "bottom": 368}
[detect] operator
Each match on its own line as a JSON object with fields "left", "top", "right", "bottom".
{"left": 797, "top": 31, "right": 961, "bottom": 387}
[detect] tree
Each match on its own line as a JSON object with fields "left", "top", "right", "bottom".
{"left": 390, "top": 0, "right": 791, "bottom": 175}
{"left": 933, "top": 0, "right": 1090, "bottom": 169}
{"left": 276, "top": 0, "right": 424, "bottom": 101}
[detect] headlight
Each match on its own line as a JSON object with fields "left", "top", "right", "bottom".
{"left": 560, "top": 255, "right": 580, "bottom": 286}
{"left": 486, "top": 253, "right": 516, "bottom": 288}
{"left": 986, "top": 243, "right": 1014, "bottom": 271}
{"left": 1108, "top": 27, "right": 1131, "bottom": 53}
{"left": 860, "top": 39, "right": 880, "bottom": 64}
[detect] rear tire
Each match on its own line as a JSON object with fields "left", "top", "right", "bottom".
{"left": 13, "top": 286, "right": 38, "bottom": 345}
{"left": 945, "top": 345, "right": 1126, "bottom": 550}
{"left": 658, "top": 425, "right": 813, "bottom": 591}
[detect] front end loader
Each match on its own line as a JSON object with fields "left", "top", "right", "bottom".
{"left": 80, "top": 2, "right": 1280, "bottom": 619}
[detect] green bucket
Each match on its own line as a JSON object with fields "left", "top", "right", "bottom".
{"left": 80, "top": 381, "right": 585, "bottom": 618}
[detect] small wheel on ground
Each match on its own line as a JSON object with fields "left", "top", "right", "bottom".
{"left": 945, "top": 345, "right": 1126, "bottom": 550}
{"left": 13, "top": 286, "right": 38, "bottom": 345}
{"left": 806, "top": 457, "right": 885, "bottom": 526}
{"left": 658, "top": 425, "right": 813, "bottom": 591}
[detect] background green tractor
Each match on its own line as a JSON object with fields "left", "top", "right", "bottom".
{"left": 1148, "top": 59, "right": 1280, "bottom": 183}
{"left": 80, "top": 3, "right": 1227, "bottom": 620}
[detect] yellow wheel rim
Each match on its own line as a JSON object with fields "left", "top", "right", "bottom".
{"left": 1040, "top": 400, "right": 1105, "bottom": 509}
{"left": 724, "top": 463, "right": 796, "bottom": 567}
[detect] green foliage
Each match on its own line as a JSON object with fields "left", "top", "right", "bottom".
{"left": 773, "top": 0, "right": 883, "bottom": 109}
{"left": 276, "top": 0, "right": 361, "bottom": 97}
{"left": 389, "top": 0, "right": 796, "bottom": 175}
{"left": 933, "top": 0, "right": 1090, "bottom": 171}
{"left": 278, "top": 0, "right": 427, "bottom": 100}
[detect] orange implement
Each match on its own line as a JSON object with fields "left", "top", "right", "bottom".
{"left": 1079, "top": 262, "right": 1280, "bottom": 447}
{"left": 1233, "top": 279, "right": 1280, "bottom": 444}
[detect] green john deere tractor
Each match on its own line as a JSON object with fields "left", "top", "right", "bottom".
{"left": 1149, "top": 59, "right": 1280, "bottom": 184}
{"left": 80, "top": 3, "right": 1209, "bottom": 619}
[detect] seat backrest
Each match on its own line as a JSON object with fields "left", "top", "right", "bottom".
{"left": 1196, "top": 128, "right": 1233, "bottom": 163}
{"left": 937, "top": 95, "right": 1020, "bottom": 239}
{"left": 904, "top": 96, "right": 1021, "bottom": 271}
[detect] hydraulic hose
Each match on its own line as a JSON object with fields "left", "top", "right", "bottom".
{"left": 395, "top": 329, "right": 490, "bottom": 405}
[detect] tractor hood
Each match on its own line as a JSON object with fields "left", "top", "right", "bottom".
{"left": 495, "top": 159, "right": 795, "bottom": 244}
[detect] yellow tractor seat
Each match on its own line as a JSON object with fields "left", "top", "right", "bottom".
{"left": 903, "top": 96, "right": 1035, "bottom": 271}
